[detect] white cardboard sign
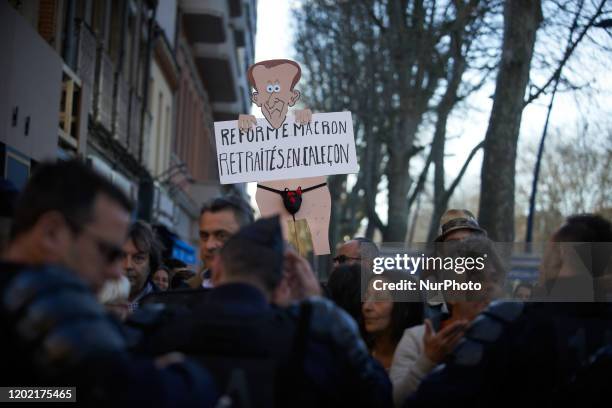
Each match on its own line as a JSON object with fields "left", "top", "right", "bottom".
{"left": 214, "top": 111, "right": 359, "bottom": 184}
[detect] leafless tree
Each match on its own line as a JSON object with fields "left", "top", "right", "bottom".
{"left": 516, "top": 123, "right": 612, "bottom": 242}
{"left": 294, "top": 0, "right": 498, "bottom": 243}
{"left": 478, "top": 0, "right": 543, "bottom": 242}
{"left": 480, "top": 0, "right": 610, "bottom": 242}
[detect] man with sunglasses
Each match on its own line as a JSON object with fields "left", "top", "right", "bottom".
{"left": 0, "top": 160, "right": 217, "bottom": 406}
{"left": 326, "top": 238, "right": 379, "bottom": 314}
{"left": 333, "top": 237, "right": 380, "bottom": 270}
{"left": 2, "top": 161, "right": 132, "bottom": 291}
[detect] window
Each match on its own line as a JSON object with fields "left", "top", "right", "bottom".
{"left": 108, "top": 0, "right": 123, "bottom": 62}
{"left": 124, "top": 11, "right": 136, "bottom": 79}
{"left": 58, "top": 66, "right": 82, "bottom": 154}
{"left": 5, "top": 150, "right": 30, "bottom": 190}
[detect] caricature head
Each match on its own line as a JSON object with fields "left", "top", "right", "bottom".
{"left": 248, "top": 59, "right": 301, "bottom": 129}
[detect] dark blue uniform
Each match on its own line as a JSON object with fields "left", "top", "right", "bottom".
{"left": 0, "top": 262, "right": 218, "bottom": 406}
{"left": 410, "top": 299, "right": 612, "bottom": 406}
{"left": 134, "top": 282, "right": 393, "bottom": 407}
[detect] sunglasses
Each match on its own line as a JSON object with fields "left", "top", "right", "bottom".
{"left": 81, "top": 229, "right": 126, "bottom": 264}
{"left": 332, "top": 255, "right": 362, "bottom": 264}
{"left": 96, "top": 239, "right": 126, "bottom": 264}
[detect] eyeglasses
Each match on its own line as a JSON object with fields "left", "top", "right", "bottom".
{"left": 332, "top": 255, "right": 362, "bottom": 264}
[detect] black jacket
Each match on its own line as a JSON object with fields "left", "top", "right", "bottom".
{"left": 132, "top": 282, "right": 393, "bottom": 408}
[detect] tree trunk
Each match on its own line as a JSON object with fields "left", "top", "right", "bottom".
{"left": 479, "top": 0, "right": 543, "bottom": 242}
{"left": 427, "top": 27, "right": 467, "bottom": 242}
{"left": 385, "top": 148, "right": 411, "bottom": 242}
{"left": 427, "top": 109, "right": 449, "bottom": 242}
{"left": 384, "top": 116, "right": 419, "bottom": 242}
{"left": 327, "top": 174, "right": 346, "bottom": 251}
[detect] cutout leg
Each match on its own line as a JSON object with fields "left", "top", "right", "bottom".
{"left": 255, "top": 187, "right": 291, "bottom": 241}
{"left": 295, "top": 183, "right": 331, "bottom": 255}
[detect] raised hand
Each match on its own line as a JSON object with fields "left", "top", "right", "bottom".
{"left": 283, "top": 248, "right": 321, "bottom": 301}
{"left": 238, "top": 114, "right": 257, "bottom": 131}
{"left": 294, "top": 108, "right": 312, "bottom": 125}
{"left": 423, "top": 318, "right": 469, "bottom": 364}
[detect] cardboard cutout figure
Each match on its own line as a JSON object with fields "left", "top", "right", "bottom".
{"left": 240, "top": 59, "right": 331, "bottom": 255}
{"left": 255, "top": 176, "right": 330, "bottom": 255}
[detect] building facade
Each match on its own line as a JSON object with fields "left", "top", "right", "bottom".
{"left": 0, "top": 0, "right": 257, "bottom": 267}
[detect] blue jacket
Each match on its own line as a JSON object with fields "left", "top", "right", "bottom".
{"left": 0, "top": 262, "right": 218, "bottom": 407}
{"left": 409, "top": 299, "right": 612, "bottom": 406}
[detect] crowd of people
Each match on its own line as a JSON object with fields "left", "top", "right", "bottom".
{"left": 1, "top": 159, "right": 611, "bottom": 407}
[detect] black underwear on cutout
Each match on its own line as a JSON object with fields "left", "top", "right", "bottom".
{"left": 257, "top": 183, "right": 327, "bottom": 215}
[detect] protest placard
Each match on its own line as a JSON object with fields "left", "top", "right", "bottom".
{"left": 214, "top": 111, "right": 359, "bottom": 184}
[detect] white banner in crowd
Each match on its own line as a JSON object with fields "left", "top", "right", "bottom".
{"left": 214, "top": 111, "right": 359, "bottom": 184}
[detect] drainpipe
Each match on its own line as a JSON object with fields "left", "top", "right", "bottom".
{"left": 139, "top": 0, "right": 158, "bottom": 164}
{"left": 137, "top": 0, "right": 158, "bottom": 221}
{"left": 117, "top": 0, "right": 129, "bottom": 74}
{"left": 62, "top": 0, "right": 77, "bottom": 70}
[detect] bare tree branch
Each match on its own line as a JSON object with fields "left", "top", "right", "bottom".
{"left": 407, "top": 147, "right": 435, "bottom": 209}
{"left": 524, "top": 0, "right": 607, "bottom": 105}
{"left": 443, "top": 140, "right": 484, "bottom": 203}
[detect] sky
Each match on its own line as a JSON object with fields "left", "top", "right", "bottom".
{"left": 247, "top": 0, "right": 612, "bottom": 222}
{"left": 246, "top": 0, "right": 294, "bottom": 209}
